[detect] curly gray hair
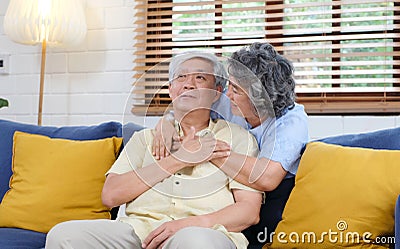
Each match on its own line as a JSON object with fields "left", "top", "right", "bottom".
{"left": 228, "top": 42, "right": 296, "bottom": 118}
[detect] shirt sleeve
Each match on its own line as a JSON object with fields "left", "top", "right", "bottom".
{"left": 258, "top": 107, "right": 309, "bottom": 175}
{"left": 106, "top": 129, "right": 149, "bottom": 175}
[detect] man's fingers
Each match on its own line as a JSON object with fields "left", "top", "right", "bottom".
{"left": 142, "top": 226, "right": 165, "bottom": 248}
{"left": 171, "top": 140, "right": 181, "bottom": 152}
{"left": 210, "top": 151, "right": 231, "bottom": 160}
{"left": 144, "top": 230, "right": 170, "bottom": 249}
{"left": 159, "top": 239, "right": 169, "bottom": 249}
{"left": 152, "top": 139, "right": 158, "bottom": 158}
{"left": 214, "top": 140, "right": 231, "bottom": 151}
{"left": 164, "top": 137, "right": 172, "bottom": 157}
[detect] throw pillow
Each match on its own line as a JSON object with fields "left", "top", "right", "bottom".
{"left": 318, "top": 127, "right": 400, "bottom": 150}
{"left": 264, "top": 142, "right": 400, "bottom": 249}
{"left": 396, "top": 195, "right": 399, "bottom": 249}
{"left": 0, "top": 119, "right": 122, "bottom": 201}
{"left": 0, "top": 131, "right": 123, "bottom": 233}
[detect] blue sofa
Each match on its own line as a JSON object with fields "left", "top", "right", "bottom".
{"left": 0, "top": 119, "right": 398, "bottom": 249}
{"left": 0, "top": 119, "right": 144, "bottom": 249}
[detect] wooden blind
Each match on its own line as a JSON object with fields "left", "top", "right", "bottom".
{"left": 132, "top": 0, "right": 400, "bottom": 116}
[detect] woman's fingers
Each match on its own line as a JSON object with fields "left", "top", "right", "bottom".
{"left": 152, "top": 117, "right": 179, "bottom": 159}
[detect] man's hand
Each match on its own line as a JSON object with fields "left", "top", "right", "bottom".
{"left": 142, "top": 218, "right": 201, "bottom": 249}
{"left": 171, "top": 127, "right": 231, "bottom": 166}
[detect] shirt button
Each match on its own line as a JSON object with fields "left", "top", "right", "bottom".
{"left": 175, "top": 181, "right": 180, "bottom": 185}
{"left": 176, "top": 173, "right": 182, "bottom": 175}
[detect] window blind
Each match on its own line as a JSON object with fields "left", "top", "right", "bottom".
{"left": 132, "top": 0, "right": 400, "bottom": 116}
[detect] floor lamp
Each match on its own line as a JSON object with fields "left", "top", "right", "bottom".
{"left": 3, "top": 0, "right": 87, "bottom": 125}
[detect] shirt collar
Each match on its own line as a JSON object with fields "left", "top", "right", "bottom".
{"left": 174, "top": 118, "right": 216, "bottom": 137}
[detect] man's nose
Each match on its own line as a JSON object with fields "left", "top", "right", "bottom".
{"left": 183, "top": 75, "right": 196, "bottom": 89}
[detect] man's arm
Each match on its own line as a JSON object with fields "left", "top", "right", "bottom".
{"left": 101, "top": 155, "right": 184, "bottom": 208}
{"left": 142, "top": 189, "right": 262, "bottom": 249}
{"left": 202, "top": 188, "right": 262, "bottom": 231}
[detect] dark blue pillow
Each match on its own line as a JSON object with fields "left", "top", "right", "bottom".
{"left": 0, "top": 228, "right": 46, "bottom": 249}
{"left": 118, "top": 122, "right": 145, "bottom": 145}
{"left": 0, "top": 119, "right": 122, "bottom": 201}
{"left": 318, "top": 127, "right": 400, "bottom": 150}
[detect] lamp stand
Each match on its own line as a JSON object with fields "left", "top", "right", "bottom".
{"left": 38, "top": 39, "right": 47, "bottom": 126}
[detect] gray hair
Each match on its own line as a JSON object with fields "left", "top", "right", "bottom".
{"left": 169, "top": 51, "right": 228, "bottom": 90}
{"left": 228, "top": 42, "right": 296, "bottom": 118}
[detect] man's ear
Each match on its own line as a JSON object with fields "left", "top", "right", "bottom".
{"left": 168, "top": 83, "right": 173, "bottom": 99}
{"left": 213, "top": 85, "right": 223, "bottom": 102}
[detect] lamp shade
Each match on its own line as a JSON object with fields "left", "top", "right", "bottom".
{"left": 4, "top": 0, "right": 87, "bottom": 47}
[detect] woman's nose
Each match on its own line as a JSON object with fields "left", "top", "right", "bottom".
{"left": 226, "top": 85, "right": 233, "bottom": 99}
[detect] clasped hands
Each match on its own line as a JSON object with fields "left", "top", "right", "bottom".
{"left": 157, "top": 126, "right": 231, "bottom": 166}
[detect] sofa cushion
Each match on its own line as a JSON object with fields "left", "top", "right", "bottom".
{"left": 0, "top": 131, "right": 123, "bottom": 233}
{"left": 118, "top": 121, "right": 146, "bottom": 145}
{"left": 396, "top": 195, "right": 399, "bottom": 249}
{"left": 0, "top": 228, "right": 46, "bottom": 249}
{"left": 318, "top": 126, "right": 400, "bottom": 150}
{"left": 264, "top": 142, "right": 400, "bottom": 249}
{"left": 0, "top": 119, "right": 122, "bottom": 201}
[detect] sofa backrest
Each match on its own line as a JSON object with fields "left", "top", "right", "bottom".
{"left": 317, "top": 126, "right": 400, "bottom": 150}
{"left": 0, "top": 119, "right": 145, "bottom": 220}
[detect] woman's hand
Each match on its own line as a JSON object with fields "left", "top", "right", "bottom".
{"left": 171, "top": 127, "right": 231, "bottom": 166}
{"left": 152, "top": 115, "right": 180, "bottom": 160}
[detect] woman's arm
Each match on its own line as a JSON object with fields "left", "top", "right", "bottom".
{"left": 212, "top": 152, "right": 287, "bottom": 192}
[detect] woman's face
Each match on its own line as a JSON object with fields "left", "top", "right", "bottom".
{"left": 226, "top": 76, "right": 255, "bottom": 119}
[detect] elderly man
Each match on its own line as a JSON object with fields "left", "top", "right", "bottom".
{"left": 45, "top": 52, "right": 262, "bottom": 249}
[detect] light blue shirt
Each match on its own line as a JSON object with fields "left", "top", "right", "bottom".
{"left": 212, "top": 96, "right": 309, "bottom": 177}
{"left": 249, "top": 104, "right": 309, "bottom": 177}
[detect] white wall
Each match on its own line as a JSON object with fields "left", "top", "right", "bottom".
{"left": 0, "top": 0, "right": 399, "bottom": 139}
{"left": 0, "top": 0, "right": 136, "bottom": 126}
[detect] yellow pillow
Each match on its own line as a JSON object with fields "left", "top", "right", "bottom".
{"left": 0, "top": 131, "right": 123, "bottom": 233}
{"left": 264, "top": 142, "right": 400, "bottom": 249}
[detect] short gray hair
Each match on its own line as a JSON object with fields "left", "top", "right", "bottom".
{"left": 169, "top": 51, "right": 228, "bottom": 89}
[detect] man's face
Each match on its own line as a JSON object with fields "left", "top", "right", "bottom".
{"left": 169, "top": 58, "right": 221, "bottom": 112}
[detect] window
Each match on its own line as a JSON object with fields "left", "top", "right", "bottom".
{"left": 132, "top": 0, "right": 400, "bottom": 116}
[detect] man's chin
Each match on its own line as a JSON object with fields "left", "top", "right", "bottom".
{"left": 174, "top": 104, "right": 212, "bottom": 114}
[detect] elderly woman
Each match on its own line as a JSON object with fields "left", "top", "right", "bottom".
{"left": 153, "top": 42, "right": 309, "bottom": 248}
